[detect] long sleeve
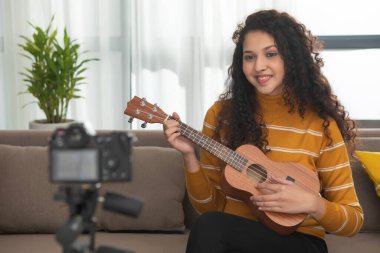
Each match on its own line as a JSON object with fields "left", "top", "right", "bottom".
{"left": 185, "top": 102, "right": 226, "bottom": 213}
{"left": 315, "top": 120, "right": 364, "bottom": 236}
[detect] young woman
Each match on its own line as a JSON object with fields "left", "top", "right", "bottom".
{"left": 163, "top": 9, "right": 363, "bottom": 253}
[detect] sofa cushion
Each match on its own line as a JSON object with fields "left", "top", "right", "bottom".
{"left": 0, "top": 145, "right": 68, "bottom": 233}
{"left": 98, "top": 146, "right": 186, "bottom": 232}
{"left": 355, "top": 151, "right": 380, "bottom": 197}
{"left": 0, "top": 144, "right": 186, "bottom": 233}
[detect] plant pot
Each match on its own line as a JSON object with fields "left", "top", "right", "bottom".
{"left": 29, "top": 119, "right": 76, "bottom": 130}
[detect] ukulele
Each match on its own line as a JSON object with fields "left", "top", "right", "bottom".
{"left": 124, "top": 96, "right": 320, "bottom": 235}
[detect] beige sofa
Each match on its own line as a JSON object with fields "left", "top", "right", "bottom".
{"left": 0, "top": 129, "right": 379, "bottom": 253}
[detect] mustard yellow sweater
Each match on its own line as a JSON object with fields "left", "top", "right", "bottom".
{"left": 185, "top": 92, "right": 363, "bottom": 239}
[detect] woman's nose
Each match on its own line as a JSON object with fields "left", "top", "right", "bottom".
{"left": 254, "top": 56, "right": 267, "bottom": 72}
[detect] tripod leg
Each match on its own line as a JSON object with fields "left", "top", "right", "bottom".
{"left": 89, "top": 222, "right": 97, "bottom": 251}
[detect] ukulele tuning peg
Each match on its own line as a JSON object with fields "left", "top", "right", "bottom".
{"left": 141, "top": 122, "right": 147, "bottom": 128}
{"left": 128, "top": 117, "right": 134, "bottom": 123}
{"left": 152, "top": 103, "right": 158, "bottom": 112}
{"left": 140, "top": 97, "right": 146, "bottom": 106}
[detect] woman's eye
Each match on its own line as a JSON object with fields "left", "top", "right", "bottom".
{"left": 267, "top": 52, "right": 278, "bottom": 57}
{"left": 244, "top": 55, "right": 255, "bottom": 61}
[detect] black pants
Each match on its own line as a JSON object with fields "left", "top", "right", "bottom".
{"left": 186, "top": 212, "right": 328, "bottom": 253}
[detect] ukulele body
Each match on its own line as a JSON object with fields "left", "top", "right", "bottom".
{"left": 220, "top": 144, "right": 320, "bottom": 235}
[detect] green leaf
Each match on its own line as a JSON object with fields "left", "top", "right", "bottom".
{"left": 64, "top": 28, "right": 69, "bottom": 47}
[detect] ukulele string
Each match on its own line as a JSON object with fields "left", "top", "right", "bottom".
{"left": 133, "top": 107, "right": 316, "bottom": 192}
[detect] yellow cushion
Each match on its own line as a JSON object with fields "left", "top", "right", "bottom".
{"left": 355, "top": 151, "right": 380, "bottom": 197}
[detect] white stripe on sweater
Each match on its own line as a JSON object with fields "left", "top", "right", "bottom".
{"left": 320, "top": 141, "right": 345, "bottom": 154}
{"left": 346, "top": 210, "right": 360, "bottom": 237}
{"left": 200, "top": 163, "right": 221, "bottom": 171}
{"left": 267, "top": 146, "right": 319, "bottom": 158}
{"left": 226, "top": 196, "right": 244, "bottom": 202}
{"left": 188, "top": 192, "right": 213, "bottom": 204}
{"left": 317, "top": 162, "right": 350, "bottom": 172}
{"left": 324, "top": 183, "right": 354, "bottom": 192}
{"left": 266, "top": 124, "right": 322, "bottom": 137}
{"left": 347, "top": 202, "right": 361, "bottom": 207}
{"left": 330, "top": 206, "right": 348, "bottom": 233}
{"left": 311, "top": 226, "right": 325, "bottom": 231}
{"left": 203, "top": 122, "right": 216, "bottom": 130}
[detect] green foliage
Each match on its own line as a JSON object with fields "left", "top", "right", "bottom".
{"left": 19, "top": 17, "right": 98, "bottom": 123}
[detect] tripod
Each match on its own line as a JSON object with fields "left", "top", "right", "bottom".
{"left": 55, "top": 184, "right": 135, "bottom": 253}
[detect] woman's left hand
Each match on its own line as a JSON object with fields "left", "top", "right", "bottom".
{"left": 250, "top": 176, "right": 325, "bottom": 219}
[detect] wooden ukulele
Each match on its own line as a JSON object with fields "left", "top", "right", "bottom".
{"left": 124, "top": 96, "right": 320, "bottom": 235}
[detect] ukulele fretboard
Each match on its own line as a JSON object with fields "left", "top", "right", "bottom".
{"left": 177, "top": 121, "right": 247, "bottom": 172}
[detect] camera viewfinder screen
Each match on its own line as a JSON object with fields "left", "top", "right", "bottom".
{"left": 51, "top": 149, "right": 99, "bottom": 182}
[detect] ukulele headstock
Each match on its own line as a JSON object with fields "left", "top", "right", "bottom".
{"left": 124, "top": 96, "right": 168, "bottom": 125}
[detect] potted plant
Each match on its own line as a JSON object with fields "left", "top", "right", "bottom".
{"left": 19, "top": 17, "right": 98, "bottom": 129}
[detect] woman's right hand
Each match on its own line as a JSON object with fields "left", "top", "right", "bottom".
{"left": 163, "top": 112, "right": 195, "bottom": 156}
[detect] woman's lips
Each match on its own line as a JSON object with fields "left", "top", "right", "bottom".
{"left": 256, "top": 75, "right": 272, "bottom": 85}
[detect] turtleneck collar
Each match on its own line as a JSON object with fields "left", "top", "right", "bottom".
{"left": 255, "top": 91, "right": 296, "bottom": 123}
{"left": 255, "top": 91, "right": 284, "bottom": 107}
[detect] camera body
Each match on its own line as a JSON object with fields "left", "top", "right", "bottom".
{"left": 49, "top": 123, "right": 134, "bottom": 183}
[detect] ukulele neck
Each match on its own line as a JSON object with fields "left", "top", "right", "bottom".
{"left": 173, "top": 118, "right": 247, "bottom": 172}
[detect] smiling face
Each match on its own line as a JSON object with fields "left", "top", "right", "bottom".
{"left": 242, "top": 30, "right": 285, "bottom": 96}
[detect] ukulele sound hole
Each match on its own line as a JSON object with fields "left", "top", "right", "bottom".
{"left": 246, "top": 164, "right": 267, "bottom": 183}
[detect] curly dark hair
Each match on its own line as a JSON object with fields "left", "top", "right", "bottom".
{"left": 215, "top": 9, "right": 356, "bottom": 154}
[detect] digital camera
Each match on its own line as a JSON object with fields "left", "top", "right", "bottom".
{"left": 49, "top": 123, "right": 134, "bottom": 183}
